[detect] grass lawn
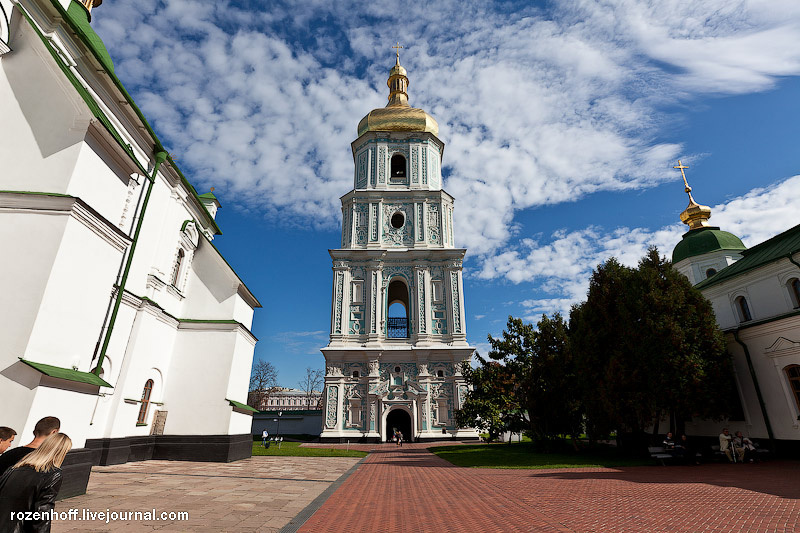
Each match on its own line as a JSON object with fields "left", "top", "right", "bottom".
{"left": 431, "top": 442, "right": 653, "bottom": 469}
{"left": 251, "top": 442, "right": 367, "bottom": 458}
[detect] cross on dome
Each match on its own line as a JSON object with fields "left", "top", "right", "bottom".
{"left": 392, "top": 42, "right": 404, "bottom": 63}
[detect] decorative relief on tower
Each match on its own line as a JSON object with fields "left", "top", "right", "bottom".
{"left": 357, "top": 151, "right": 368, "bottom": 189}
{"left": 450, "top": 271, "right": 462, "bottom": 333}
{"left": 458, "top": 385, "right": 469, "bottom": 408}
{"left": 431, "top": 152, "right": 440, "bottom": 189}
{"left": 333, "top": 271, "right": 344, "bottom": 334}
{"left": 382, "top": 265, "right": 413, "bottom": 286}
{"left": 355, "top": 203, "right": 369, "bottom": 245}
{"left": 370, "top": 270, "right": 378, "bottom": 333}
{"left": 349, "top": 304, "right": 365, "bottom": 335}
{"left": 370, "top": 203, "right": 379, "bottom": 241}
{"left": 341, "top": 208, "right": 349, "bottom": 247}
{"left": 379, "top": 362, "right": 419, "bottom": 381}
{"left": 378, "top": 146, "right": 386, "bottom": 184}
{"left": 421, "top": 146, "right": 428, "bottom": 185}
{"left": 368, "top": 359, "right": 379, "bottom": 376}
{"left": 325, "top": 385, "right": 338, "bottom": 428}
{"left": 326, "top": 363, "right": 343, "bottom": 377}
{"left": 427, "top": 204, "right": 441, "bottom": 245}
{"left": 417, "top": 269, "right": 426, "bottom": 333}
{"left": 432, "top": 303, "right": 448, "bottom": 334}
{"left": 416, "top": 204, "right": 424, "bottom": 242}
{"left": 448, "top": 208, "right": 454, "bottom": 245}
{"left": 382, "top": 204, "right": 414, "bottom": 246}
{"left": 411, "top": 146, "right": 419, "bottom": 183}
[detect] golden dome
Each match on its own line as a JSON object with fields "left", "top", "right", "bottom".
{"left": 675, "top": 161, "right": 712, "bottom": 230}
{"left": 357, "top": 55, "right": 438, "bottom": 137}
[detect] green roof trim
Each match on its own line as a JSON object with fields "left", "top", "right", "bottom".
{"left": 672, "top": 226, "right": 746, "bottom": 264}
{"left": 722, "top": 308, "right": 800, "bottom": 333}
{"left": 696, "top": 223, "right": 800, "bottom": 290}
{"left": 0, "top": 190, "right": 74, "bottom": 198}
{"left": 34, "top": 2, "right": 221, "bottom": 236}
{"left": 227, "top": 399, "right": 258, "bottom": 413}
{"left": 64, "top": 2, "right": 114, "bottom": 74}
{"left": 198, "top": 191, "right": 219, "bottom": 200}
{"left": 20, "top": 358, "right": 112, "bottom": 388}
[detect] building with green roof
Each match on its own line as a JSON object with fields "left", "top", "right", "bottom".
{"left": 0, "top": 0, "right": 261, "bottom": 497}
{"left": 670, "top": 164, "right": 800, "bottom": 453}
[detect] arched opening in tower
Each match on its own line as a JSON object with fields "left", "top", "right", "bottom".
{"left": 387, "top": 279, "right": 409, "bottom": 338}
{"left": 390, "top": 154, "right": 406, "bottom": 178}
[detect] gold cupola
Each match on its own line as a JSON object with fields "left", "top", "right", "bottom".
{"left": 357, "top": 47, "right": 439, "bottom": 138}
{"left": 675, "top": 160, "right": 712, "bottom": 230}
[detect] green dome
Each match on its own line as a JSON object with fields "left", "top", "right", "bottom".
{"left": 66, "top": 2, "right": 114, "bottom": 74}
{"left": 672, "top": 226, "right": 746, "bottom": 264}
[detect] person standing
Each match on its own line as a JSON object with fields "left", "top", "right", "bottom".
{"left": 0, "top": 427, "right": 16, "bottom": 454}
{"left": 0, "top": 432, "right": 72, "bottom": 533}
{"left": 0, "top": 417, "right": 60, "bottom": 477}
{"left": 262, "top": 429, "right": 269, "bottom": 447}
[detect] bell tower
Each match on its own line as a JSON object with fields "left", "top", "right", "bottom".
{"left": 320, "top": 51, "right": 477, "bottom": 442}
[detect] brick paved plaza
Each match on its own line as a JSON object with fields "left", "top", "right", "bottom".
{"left": 53, "top": 443, "right": 798, "bottom": 532}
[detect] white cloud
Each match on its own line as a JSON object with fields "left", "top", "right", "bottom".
{"left": 488, "top": 175, "right": 800, "bottom": 316}
{"left": 93, "top": 0, "right": 800, "bottom": 262}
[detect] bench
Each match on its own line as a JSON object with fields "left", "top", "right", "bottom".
{"left": 648, "top": 446, "right": 674, "bottom": 466}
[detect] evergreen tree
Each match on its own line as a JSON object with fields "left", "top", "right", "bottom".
{"left": 570, "top": 247, "right": 732, "bottom": 447}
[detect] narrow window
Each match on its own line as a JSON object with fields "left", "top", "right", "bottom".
{"left": 789, "top": 278, "right": 800, "bottom": 309}
{"left": 735, "top": 296, "right": 752, "bottom": 322}
{"left": 352, "top": 371, "right": 360, "bottom": 378}
{"left": 137, "top": 379, "right": 154, "bottom": 425}
{"left": 437, "top": 370, "right": 444, "bottom": 378}
{"left": 171, "top": 249, "right": 185, "bottom": 286}
{"left": 785, "top": 365, "right": 800, "bottom": 413}
{"left": 705, "top": 268, "right": 717, "bottom": 279}
{"left": 391, "top": 154, "right": 406, "bottom": 178}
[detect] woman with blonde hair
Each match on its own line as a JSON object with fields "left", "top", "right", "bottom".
{"left": 0, "top": 432, "right": 72, "bottom": 533}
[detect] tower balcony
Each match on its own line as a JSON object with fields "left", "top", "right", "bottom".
{"left": 387, "top": 317, "right": 409, "bottom": 338}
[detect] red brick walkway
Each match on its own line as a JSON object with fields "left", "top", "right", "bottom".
{"left": 298, "top": 443, "right": 800, "bottom": 533}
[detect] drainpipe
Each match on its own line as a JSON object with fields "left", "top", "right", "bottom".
{"left": 787, "top": 252, "right": 800, "bottom": 271}
{"left": 732, "top": 330, "right": 776, "bottom": 454}
{"left": 93, "top": 151, "right": 168, "bottom": 376}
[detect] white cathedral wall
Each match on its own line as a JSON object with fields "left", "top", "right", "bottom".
{"left": 65, "top": 137, "right": 135, "bottom": 226}
{"left": 22, "top": 379, "right": 99, "bottom": 448}
{"left": 24, "top": 214, "right": 124, "bottom": 371}
{"left": 0, "top": 12, "right": 87, "bottom": 194}
{"left": 159, "top": 328, "right": 253, "bottom": 435}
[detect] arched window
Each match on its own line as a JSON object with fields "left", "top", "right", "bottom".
{"left": 352, "top": 370, "right": 360, "bottom": 378}
{"left": 705, "top": 268, "right": 717, "bottom": 279}
{"left": 437, "top": 370, "right": 444, "bottom": 378}
{"left": 387, "top": 279, "right": 409, "bottom": 338}
{"left": 390, "top": 154, "right": 406, "bottom": 178}
{"left": 785, "top": 365, "right": 800, "bottom": 413}
{"left": 171, "top": 249, "right": 185, "bottom": 286}
{"left": 735, "top": 296, "right": 752, "bottom": 322}
{"left": 137, "top": 379, "right": 154, "bottom": 425}
{"left": 788, "top": 278, "right": 800, "bottom": 309}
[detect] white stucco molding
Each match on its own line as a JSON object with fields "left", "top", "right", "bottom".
{"left": 176, "top": 320, "right": 258, "bottom": 345}
{"left": 0, "top": 2, "right": 10, "bottom": 55}
{"left": 0, "top": 192, "right": 130, "bottom": 252}
{"left": 764, "top": 337, "right": 800, "bottom": 358}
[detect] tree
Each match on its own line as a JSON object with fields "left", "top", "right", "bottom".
{"left": 248, "top": 359, "right": 278, "bottom": 409}
{"left": 456, "top": 355, "right": 520, "bottom": 442}
{"left": 298, "top": 366, "right": 324, "bottom": 409}
{"left": 486, "top": 315, "right": 582, "bottom": 447}
{"left": 570, "top": 247, "right": 733, "bottom": 449}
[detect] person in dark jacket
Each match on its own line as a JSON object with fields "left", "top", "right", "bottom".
{"left": 0, "top": 432, "right": 72, "bottom": 533}
{"left": 0, "top": 417, "right": 60, "bottom": 477}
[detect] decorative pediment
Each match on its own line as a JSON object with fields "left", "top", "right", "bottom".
{"left": 764, "top": 337, "right": 800, "bottom": 358}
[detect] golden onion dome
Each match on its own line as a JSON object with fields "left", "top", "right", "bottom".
{"left": 357, "top": 54, "right": 438, "bottom": 137}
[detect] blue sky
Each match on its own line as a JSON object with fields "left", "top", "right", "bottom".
{"left": 93, "top": 0, "right": 800, "bottom": 388}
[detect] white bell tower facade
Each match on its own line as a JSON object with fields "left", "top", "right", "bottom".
{"left": 320, "top": 54, "right": 477, "bottom": 442}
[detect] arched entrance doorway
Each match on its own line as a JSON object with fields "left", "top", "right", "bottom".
{"left": 385, "top": 408, "right": 412, "bottom": 443}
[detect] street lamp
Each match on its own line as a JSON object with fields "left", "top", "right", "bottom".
{"left": 276, "top": 411, "right": 283, "bottom": 439}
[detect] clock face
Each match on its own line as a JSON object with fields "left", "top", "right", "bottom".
{"left": 390, "top": 211, "right": 405, "bottom": 229}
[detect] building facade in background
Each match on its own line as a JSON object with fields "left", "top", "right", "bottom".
{"left": 0, "top": 0, "right": 260, "bottom": 496}
{"left": 249, "top": 388, "right": 322, "bottom": 411}
{"left": 672, "top": 165, "right": 800, "bottom": 451}
{"left": 319, "top": 53, "right": 478, "bottom": 443}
